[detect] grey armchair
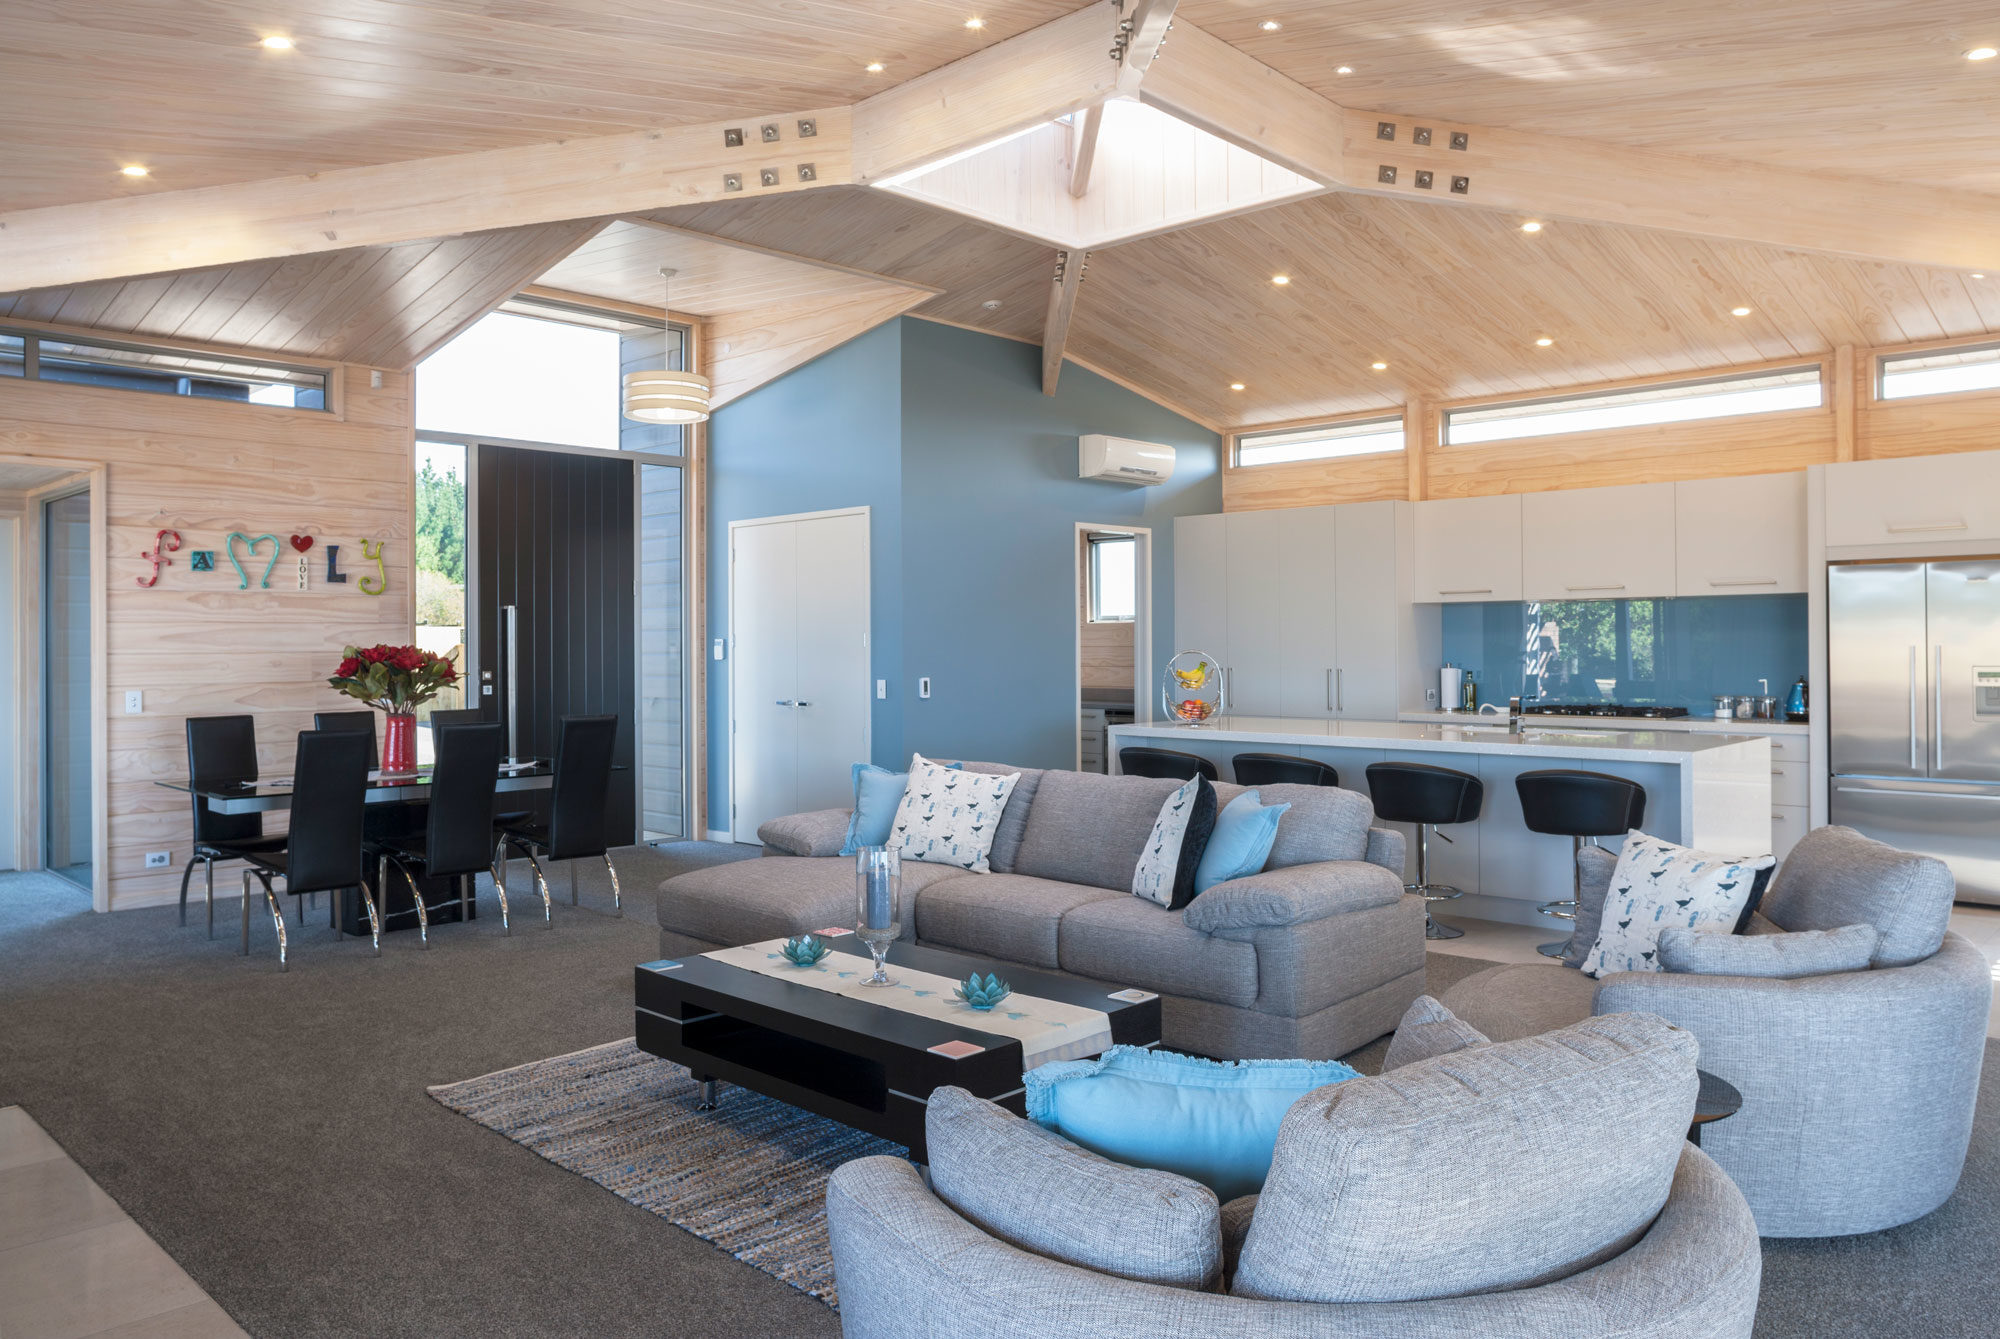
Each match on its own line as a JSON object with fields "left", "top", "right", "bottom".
{"left": 1443, "top": 825, "right": 1990, "bottom": 1237}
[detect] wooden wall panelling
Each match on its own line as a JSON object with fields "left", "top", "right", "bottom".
{"left": 1833, "top": 345, "right": 1858, "bottom": 461}
{"left": 707, "top": 288, "right": 936, "bottom": 408}
{"left": 0, "top": 369, "right": 414, "bottom": 910}
{"left": 1224, "top": 451, "right": 1410, "bottom": 512}
{"left": 1858, "top": 387, "right": 2000, "bottom": 461}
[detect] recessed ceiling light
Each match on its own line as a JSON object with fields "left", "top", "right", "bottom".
{"left": 1520, "top": 220, "right": 1543, "bottom": 233}
{"left": 1730, "top": 306, "right": 1753, "bottom": 317}
{"left": 965, "top": 16, "right": 985, "bottom": 29}
{"left": 1230, "top": 382, "right": 1246, "bottom": 391}
{"left": 260, "top": 35, "right": 294, "bottom": 50}
{"left": 1371, "top": 361, "right": 1388, "bottom": 370}
{"left": 1336, "top": 65, "right": 1354, "bottom": 74}
{"left": 981, "top": 299, "right": 1002, "bottom": 310}
{"left": 1271, "top": 274, "right": 1291, "bottom": 286}
{"left": 1967, "top": 46, "right": 1997, "bottom": 60}
{"left": 1974, "top": 272, "right": 1988, "bottom": 279}
{"left": 865, "top": 61, "right": 885, "bottom": 72}
{"left": 1260, "top": 20, "right": 1282, "bottom": 31}
{"left": 1535, "top": 337, "right": 1554, "bottom": 347}
{"left": 120, "top": 165, "right": 149, "bottom": 177}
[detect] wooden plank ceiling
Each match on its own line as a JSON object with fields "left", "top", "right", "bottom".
{"left": 1179, "top": 1, "right": 2000, "bottom": 191}
{"left": 0, "top": 0, "right": 1082, "bottom": 211}
{"left": 0, "top": 221, "right": 603, "bottom": 368}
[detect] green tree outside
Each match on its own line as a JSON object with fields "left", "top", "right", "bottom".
{"left": 415, "top": 458, "right": 465, "bottom": 587}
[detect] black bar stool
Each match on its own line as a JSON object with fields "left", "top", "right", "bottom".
{"left": 1118, "top": 746, "right": 1218, "bottom": 782}
{"left": 1516, "top": 769, "right": 1647, "bottom": 959}
{"left": 1365, "top": 762, "right": 1483, "bottom": 940}
{"left": 1232, "top": 753, "right": 1339, "bottom": 788}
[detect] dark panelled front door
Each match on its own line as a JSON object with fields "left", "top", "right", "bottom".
{"left": 474, "top": 443, "right": 637, "bottom": 845}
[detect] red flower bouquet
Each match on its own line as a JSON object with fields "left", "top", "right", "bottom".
{"left": 327, "top": 644, "right": 459, "bottom": 711}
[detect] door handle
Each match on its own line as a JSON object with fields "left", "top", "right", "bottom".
{"left": 1935, "top": 645, "right": 1945, "bottom": 771}
{"left": 796, "top": 700, "right": 813, "bottom": 708}
{"left": 775, "top": 699, "right": 795, "bottom": 707}
{"left": 1908, "top": 646, "right": 1919, "bottom": 770}
{"left": 1438, "top": 588, "right": 1492, "bottom": 596}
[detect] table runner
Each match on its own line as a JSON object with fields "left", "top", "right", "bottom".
{"left": 703, "top": 939, "right": 1114, "bottom": 1068}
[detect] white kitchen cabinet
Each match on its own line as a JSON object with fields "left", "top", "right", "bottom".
{"left": 1173, "top": 513, "right": 1228, "bottom": 666}
{"left": 1522, "top": 482, "right": 1677, "bottom": 602}
{"left": 1824, "top": 449, "right": 2000, "bottom": 549}
{"left": 1224, "top": 511, "right": 1285, "bottom": 713}
{"left": 1769, "top": 805, "right": 1808, "bottom": 861}
{"left": 1413, "top": 494, "right": 1523, "bottom": 602}
{"left": 1278, "top": 506, "right": 1340, "bottom": 718}
{"left": 1674, "top": 472, "right": 1806, "bottom": 596}
{"left": 1333, "top": 501, "right": 1402, "bottom": 719}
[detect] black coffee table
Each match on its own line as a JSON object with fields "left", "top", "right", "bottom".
{"left": 634, "top": 937, "right": 1162, "bottom": 1162}
{"left": 1690, "top": 1069, "right": 1743, "bottom": 1146}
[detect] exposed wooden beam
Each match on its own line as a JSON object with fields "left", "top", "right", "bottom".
{"left": 0, "top": 108, "right": 849, "bottom": 292}
{"left": 1140, "top": 19, "right": 2000, "bottom": 271}
{"left": 1043, "top": 249, "right": 1086, "bottom": 396}
{"left": 852, "top": 1, "right": 1120, "bottom": 185}
{"left": 1833, "top": 345, "right": 1858, "bottom": 462}
{"left": 1068, "top": 104, "right": 1106, "bottom": 199}
{"left": 1113, "top": 0, "right": 1182, "bottom": 96}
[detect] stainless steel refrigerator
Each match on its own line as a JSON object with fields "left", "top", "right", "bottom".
{"left": 1829, "top": 559, "right": 2000, "bottom": 906}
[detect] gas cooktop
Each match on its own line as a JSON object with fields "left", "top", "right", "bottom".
{"left": 1520, "top": 703, "right": 1690, "bottom": 719}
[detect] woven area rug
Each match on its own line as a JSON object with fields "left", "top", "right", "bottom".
{"left": 428, "top": 1038, "right": 899, "bottom": 1307}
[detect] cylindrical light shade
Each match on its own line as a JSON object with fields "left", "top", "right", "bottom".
{"left": 622, "top": 368, "right": 712, "bottom": 424}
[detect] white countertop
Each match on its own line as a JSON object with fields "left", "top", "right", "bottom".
{"left": 1111, "top": 716, "right": 1768, "bottom": 764}
{"left": 1398, "top": 710, "right": 1808, "bottom": 736}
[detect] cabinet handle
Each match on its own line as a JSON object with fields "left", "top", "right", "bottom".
{"left": 1437, "top": 588, "right": 1493, "bottom": 596}
{"left": 1325, "top": 668, "right": 1333, "bottom": 713}
{"left": 1710, "top": 578, "right": 1779, "bottom": 588}
{"left": 1565, "top": 584, "right": 1627, "bottom": 592}
{"left": 1908, "top": 646, "right": 1920, "bottom": 770}
{"left": 1887, "top": 519, "right": 1968, "bottom": 533}
{"left": 796, "top": 700, "right": 813, "bottom": 708}
{"left": 1225, "top": 667, "right": 1233, "bottom": 710}
{"left": 1336, "top": 668, "right": 1344, "bottom": 713}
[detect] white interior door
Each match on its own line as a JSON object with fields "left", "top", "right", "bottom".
{"left": 792, "top": 512, "right": 871, "bottom": 811}
{"left": 730, "top": 509, "right": 870, "bottom": 841}
{"left": 731, "top": 518, "right": 799, "bottom": 839}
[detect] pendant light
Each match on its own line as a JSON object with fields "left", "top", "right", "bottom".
{"left": 622, "top": 265, "right": 711, "bottom": 424}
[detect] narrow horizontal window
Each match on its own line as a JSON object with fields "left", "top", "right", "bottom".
{"left": 1236, "top": 415, "right": 1404, "bottom": 467}
{"left": 1878, "top": 342, "right": 2000, "bottom": 400}
{"left": 2, "top": 327, "right": 328, "bottom": 409}
{"left": 1444, "top": 367, "right": 1822, "bottom": 446}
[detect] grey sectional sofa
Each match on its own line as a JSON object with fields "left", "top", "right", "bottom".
{"left": 656, "top": 763, "right": 1427, "bottom": 1059}
{"left": 1442, "top": 825, "right": 1990, "bottom": 1237}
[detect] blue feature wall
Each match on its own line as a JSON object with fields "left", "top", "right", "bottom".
{"left": 1440, "top": 594, "right": 1809, "bottom": 710}
{"left": 899, "top": 322, "right": 1222, "bottom": 768}
{"left": 705, "top": 317, "right": 1222, "bottom": 822}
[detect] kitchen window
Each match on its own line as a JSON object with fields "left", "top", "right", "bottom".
{"left": 1089, "top": 533, "right": 1136, "bottom": 622}
{"left": 1444, "top": 367, "right": 1823, "bottom": 446}
{"left": 1877, "top": 341, "right": 2000, "bottom": 400}
{"left": 1235, "top": 415, "right": 1404, "bottom": 467}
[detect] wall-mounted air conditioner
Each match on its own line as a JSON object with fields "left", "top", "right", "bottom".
{"left": 1079, "top": 434, "right": 1176, "bottom": 486}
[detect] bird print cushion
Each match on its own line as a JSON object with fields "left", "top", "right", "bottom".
{"left": 890, "top": 753, "right": 1020, "bottom": 873}
{"left": 1131, "top": 774, "right": 1219, "bottom": 910}
{"left": 1582, "top": 830, "right": 1777, "bottom": 978}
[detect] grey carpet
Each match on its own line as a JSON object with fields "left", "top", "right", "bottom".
{"left": 3, "top": 861, "right": 1996, "bottom": 1337}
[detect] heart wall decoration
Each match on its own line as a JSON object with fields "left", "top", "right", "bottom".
{"left": 290, "top": 534, "right": 314, "bottom": 552}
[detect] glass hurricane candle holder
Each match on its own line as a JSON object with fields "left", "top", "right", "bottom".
{"left": 854, "top": 846, "right": 902, "bottom": 987}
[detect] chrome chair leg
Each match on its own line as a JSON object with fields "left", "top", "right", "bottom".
{"left": 363, "top": 863, "right": 384, "bottom": 957}
{"left": 398, "top": 860, "right": 429, "bottom": 948}
{"left": 205, "top": 857, "right": 217, "bottom": 940}
{"left": 178, "top": 855, "right": 198, "bottom": 926}
{"left": 525, "top": 850, "right": 553, "bottom": 925}
{"left": 240, "top": 868, "right": 253, "bottom": 955}
{"left": 493, "top": 839, "right": 512, "bottom": 935}
{"left": 459, "top": 873, "right": 471, "bottom": 923}
{"left": 1538, "top": 835, "right": 1588, "bottom": 959}
{"left": 604, "top": 854, "right": 622, "bottom": 917}
{"left": 263, "top": 876, "right": 289, "bottom": 972}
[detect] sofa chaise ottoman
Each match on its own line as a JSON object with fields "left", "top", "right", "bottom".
{"left": 656, "top": 763, "right": 1427, "bottom": 1060}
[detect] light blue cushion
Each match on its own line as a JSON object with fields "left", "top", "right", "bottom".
{"left": 1024, "top": 1045, "right": 1357, "bottom": 1201}
{"left": 1194, "top": 790, "right": 1291, "bottom": 894}
{"left": 841, "top": 760, "right": 958, "bottom": 855}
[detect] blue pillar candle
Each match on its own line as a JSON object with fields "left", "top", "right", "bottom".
{"left": 866, "top": 868, "right": 892, "bottom": 929}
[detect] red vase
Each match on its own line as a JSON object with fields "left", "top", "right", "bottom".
{"left": 381, "top": 712, "right": 417, "bottom": 776}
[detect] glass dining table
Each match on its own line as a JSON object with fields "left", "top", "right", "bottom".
{"left": 157, "top": 761, "right": 555, "bottom": 934}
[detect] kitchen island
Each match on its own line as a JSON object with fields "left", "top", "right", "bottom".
{"left": 1108, "top": 717, "right": 1772, "bottom": 929}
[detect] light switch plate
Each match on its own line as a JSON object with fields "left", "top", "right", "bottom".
{"left": 918, "top": 676, "right": 932, "bottom": 699}
{"left": 713, "top": 638, "right": 726, "bottom": 661}
{"left": 124, "top": 690, "right": 143, "bottom": 714}
{"left": 876, "top": 679, "right": 886, "bottom": 700}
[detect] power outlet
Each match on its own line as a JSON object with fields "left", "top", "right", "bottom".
{"left": 918, "top": 676, "right": 932, "bottom": 699}
{"left": 144, "top": 850, "right": 171, "bottom": 869}
{"left": 124, "top": 690, "right": 144, "bottom": 714}
{"left": 1425, "top": 687, "right": 1438, "bottom": 704}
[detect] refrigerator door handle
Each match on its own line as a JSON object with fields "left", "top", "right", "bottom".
{"left": 1935, "top": 645, "right": 1946, "bottom": 772}
{"left": 1908, "top": 645, "right": 1920, "bottom": 770}
{"left": 1835, "top": 784, "right": 2000, "bottom": 801}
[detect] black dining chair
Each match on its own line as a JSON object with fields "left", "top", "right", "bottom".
{"left": 178, "top": 715, "right": 289, "bottom": 939}
{"left": 1118, "top": 746, "right": 1218, "bottom": 782}
{"left": 1232, "top": 753, "right": 1340, "bottom": 788}
{"left": 496, "top": 715, "right": 620, "bottom": 930}
{"left": 240, "top": 729, "right": 374, "bottom": 970}
{"left": 313, "top": 710, "right": 379, "bottom": 768}
{"left": 366, "top": 722, "right": 504, "bottom": 949}
{"left": 430, "top": 706, "right": 533, "bottom": 834}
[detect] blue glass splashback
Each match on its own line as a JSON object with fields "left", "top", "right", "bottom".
{"left": 1439, "top": 594, "right": 1808, "bottom": 710}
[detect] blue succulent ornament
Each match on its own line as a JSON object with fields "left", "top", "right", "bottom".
{"left": 954, "top": 972, "right": 1012, "bottom": 1010}
{"left": 780, "top": 935, "right": 831, "bottom": 967}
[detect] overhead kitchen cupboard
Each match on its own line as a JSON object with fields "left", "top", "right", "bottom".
{"left": 1412, "top": 494, "right": 1524, "bottom": 602}
{"left": 1823, "top": 449, "right": 2000, "bottom": 549}
{"left": 1674, "top": 472, "right": 1806, "bottom": 595}
{"left": 1521, "top": 482, "right": 1677, "bottom": 602}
